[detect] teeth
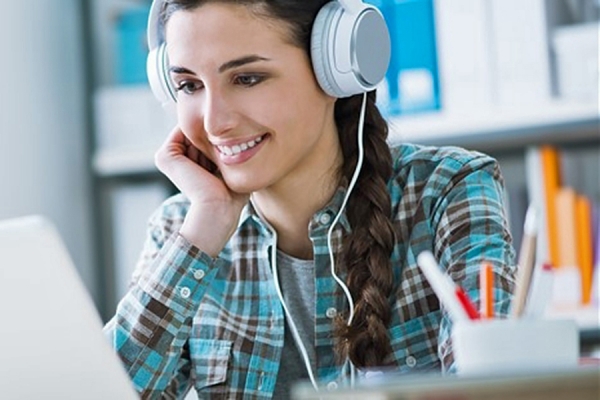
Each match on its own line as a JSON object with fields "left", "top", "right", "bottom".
{"left": 217, "top": 135, "right": 264, "bottom": 156}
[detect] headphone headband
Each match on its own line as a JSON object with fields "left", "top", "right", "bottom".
{"left": 147, "top": 0, "right": 164, "bottom": 51}
{"left": 146, "top": 0, "right": 390, "bottom": 102}
{"left": 337, "top": 0, "right": 365, "bottom": 14}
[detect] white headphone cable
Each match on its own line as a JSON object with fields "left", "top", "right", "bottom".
{"left": 327, "top": 91, "right": 368, "bottom": 387}
{"left": 269, "top": 91, "right": 368, "bottom": 394}
{"left": 270, "top": 229, "right": 320, "bottom": 392}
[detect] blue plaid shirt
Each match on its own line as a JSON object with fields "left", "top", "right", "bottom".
{"left": 104, "top": 143, "right": 516, "bottom": 399}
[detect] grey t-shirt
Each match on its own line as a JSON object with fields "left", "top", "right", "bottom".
{"left": 272, "top": 250, "right": 316, "bottom": 399}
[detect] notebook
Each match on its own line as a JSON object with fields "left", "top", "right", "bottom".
{"left": 0, "top": 215, "right": 138, "bottom": 399}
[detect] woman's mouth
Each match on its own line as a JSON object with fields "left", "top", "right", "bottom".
{"left": 214, "top": 133, "right": 269, "bottom": 165}
{"left": 216, "top": 134, "right": 266, "bottom": 156}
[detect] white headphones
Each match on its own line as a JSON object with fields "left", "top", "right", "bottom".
{"left": 146, "top": 0, "right": 391, "bottom": 104}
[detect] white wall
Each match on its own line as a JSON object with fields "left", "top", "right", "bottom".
{"left": 0, "top": 1, "right": 96, "bottom": 300}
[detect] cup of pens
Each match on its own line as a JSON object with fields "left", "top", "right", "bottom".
{"left": 452, "top": 318, "right": 579, "bottom": 375}
{"left": 417, "top": 251, "right": 580, "bottom": 376}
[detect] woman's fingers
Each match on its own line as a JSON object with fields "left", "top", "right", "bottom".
{"left": 154, "top": 126, "right": 229, "bottom": 202}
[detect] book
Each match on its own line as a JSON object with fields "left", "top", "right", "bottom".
{"left": 525, "top": 146, "right": 563, "bottom": 267}
{"left": 592, "top": 202, "right": 600, "bottom": 305}
{"left": 576, "top": 195, "right": 594, "bottom": 305}
{"left": 540, "top": 146, "right": 562, "bottom": 268}
{"left": 372, "top": 0, "right": 440, "bottom": 116}
{"left": 432, "top": 0, "right": 494, "bottom": 113}
{"left": 555, "top": 187, "right": 578, "bottom": 269}
{"left": 488, "top": 0, "right": 553, "bottom": 106}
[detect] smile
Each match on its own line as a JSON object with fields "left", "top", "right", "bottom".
{"left": 216, "top": 134, "right": 265, "bottom": 156}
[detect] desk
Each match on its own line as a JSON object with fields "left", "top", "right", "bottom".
{"left": 291, "top": 367, "right": 599, "bottom": 400}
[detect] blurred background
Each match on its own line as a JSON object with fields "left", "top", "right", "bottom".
{"left": 0, "top": 0, "right": 598, "bottom": 339}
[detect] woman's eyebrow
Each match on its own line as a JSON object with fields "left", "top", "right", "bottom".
{"left": 168, "top": 55, "right": 270, "bottom": 76}
{"left": 169, "top": 66, "right": 195, "bottom": 75}
{"left": 218, "top": 55, "right": 270, "bottom": 73}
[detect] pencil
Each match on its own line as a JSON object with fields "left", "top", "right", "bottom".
{"left": 480, "top": 263, "right": 494, "bottom": 319}
{"left": 511, "top": 204, "right": 538, "bottom": 317}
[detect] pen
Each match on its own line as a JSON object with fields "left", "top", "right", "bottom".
{"left": 480, "top": 263, "right": 494, "bottom": 319}
{"left": 417, "top": 251, "right": 476, "bottom": 322}
{"left": 455, "top": 287, "right": 480, "bottom": 320}
{"left": 511, "top": 205, "right": 538, "bottom": 318}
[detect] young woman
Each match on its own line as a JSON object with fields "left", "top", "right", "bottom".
{"left": 104, "top": 0, "right": 516, "bottom": 398}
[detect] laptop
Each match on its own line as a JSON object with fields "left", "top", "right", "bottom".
{"left": 0, "top": 215, "right": 138, "bottom": 399}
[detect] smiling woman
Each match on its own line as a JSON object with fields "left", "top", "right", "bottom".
{"left": 103, "top": 1, "right": 517, "bottom": 399}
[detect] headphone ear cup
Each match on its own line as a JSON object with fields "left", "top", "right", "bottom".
{"left": 147, "top": 43, "right": 176, "bottom": 105}
{"left": 311, "top": 2, "right": 391, "bottom": 99}
{"left": 311, "top": 2, "right": 344, "bottom": 98}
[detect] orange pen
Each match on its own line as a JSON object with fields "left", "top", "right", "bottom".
{"left": 480, "top": 263, "right": 494, "bottom": 318}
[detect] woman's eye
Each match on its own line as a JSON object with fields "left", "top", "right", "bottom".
{"left": 235, "top": 74, "right": 264, "bottom": 87}
{"left": 175, "top": 81, "right": 202, "bottom": 95}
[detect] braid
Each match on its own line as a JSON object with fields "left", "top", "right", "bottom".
{"left": 333, "top": 91, "right": 396, "bottom": 368}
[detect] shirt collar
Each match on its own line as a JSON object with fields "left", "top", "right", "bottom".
{"left": 237, "top": 180, "right": 353, "bottom": 234}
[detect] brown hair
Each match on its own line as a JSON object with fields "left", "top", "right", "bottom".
{"left": 161, "top": 0, "right": 396, "bottom": 368}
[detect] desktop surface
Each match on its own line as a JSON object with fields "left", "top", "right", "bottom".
{"left": 291, "top": 367, "right": 600, "bottom": 400}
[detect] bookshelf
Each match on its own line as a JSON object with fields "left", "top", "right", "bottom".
{"left": 388, "top": 100, "right": 599, "bottom": 151}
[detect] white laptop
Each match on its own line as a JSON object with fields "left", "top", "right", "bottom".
{"left": 0, "top": 215, "right": 138, "bottom": 399}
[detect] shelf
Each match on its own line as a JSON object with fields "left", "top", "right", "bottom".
{"left": 388, "top": 99, "right": 599, "bottom": 152}
{"left": 93, "top": 99, "right": 599, "bottom": 177}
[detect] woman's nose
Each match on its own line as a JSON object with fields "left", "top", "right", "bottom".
{"left": 202, "top": 90, "right": 238, "bottom": 137}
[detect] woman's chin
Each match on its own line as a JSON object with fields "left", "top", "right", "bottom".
{"left": 222, "top": 174, "right": 265, "bottom": 195}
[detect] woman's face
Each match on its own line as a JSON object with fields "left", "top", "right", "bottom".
{"left": 165, "top": 3, "right": 339, "bottom": 194}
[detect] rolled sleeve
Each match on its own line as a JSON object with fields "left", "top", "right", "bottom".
{"left": 430, "top": 156, "right": 517, "bottom": 372}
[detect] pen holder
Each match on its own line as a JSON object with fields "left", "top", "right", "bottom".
{"left": 452, "top": 318, "right": 579, "bottom": 375}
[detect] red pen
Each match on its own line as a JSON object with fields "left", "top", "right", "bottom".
{"left": 455, "top": 288, "right": 480, "bottom": 320}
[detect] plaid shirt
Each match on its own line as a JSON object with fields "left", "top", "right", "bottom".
{"left": 104, "top": 143, "right": 516, "bottom": 399}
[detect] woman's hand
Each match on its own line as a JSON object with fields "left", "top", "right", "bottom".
{"left": 154, "top": 126, "right": 249, "bottom": 256}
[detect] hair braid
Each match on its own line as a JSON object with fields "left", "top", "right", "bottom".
{"left": 333, "top": 91, "right": 396, "bottom": 368}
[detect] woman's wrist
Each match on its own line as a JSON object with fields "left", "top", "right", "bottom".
{"left": 179, "top": 202, "right": 240, "bottom": 257}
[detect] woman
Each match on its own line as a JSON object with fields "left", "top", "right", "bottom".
{"left": 104, "top": 0, "right": 516, "bottom": 398}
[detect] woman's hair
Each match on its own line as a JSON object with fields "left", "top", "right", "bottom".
{"left": 161, "top": 0, "right": 396, "bottom": 369}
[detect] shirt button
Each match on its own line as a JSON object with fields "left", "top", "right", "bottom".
{"left": 326, "top": 307, "right": 337, "bottom": 319}
{"left": 406, "top": 355, "right": 417, "bottom": 368}
{"left": 180, "top": 287, "right": 191, "bottom": 299}
{"left": 193, "top": 269, "right": 205, "bottom": 280}
{"left": 326, "top": 381, "right": 338, "bottom": 390}
{"left": 258, "top": 372, "right": 265, "bottom": 390}
{"left": 319, "top": 212, "right": 332, "bottom": 225}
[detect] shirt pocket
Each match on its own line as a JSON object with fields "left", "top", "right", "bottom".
{"left": 388, "top": 310, "right": 442, "bottom": 373}
{"left": 189, "top": 338, "right": 232, "bottom": 390}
